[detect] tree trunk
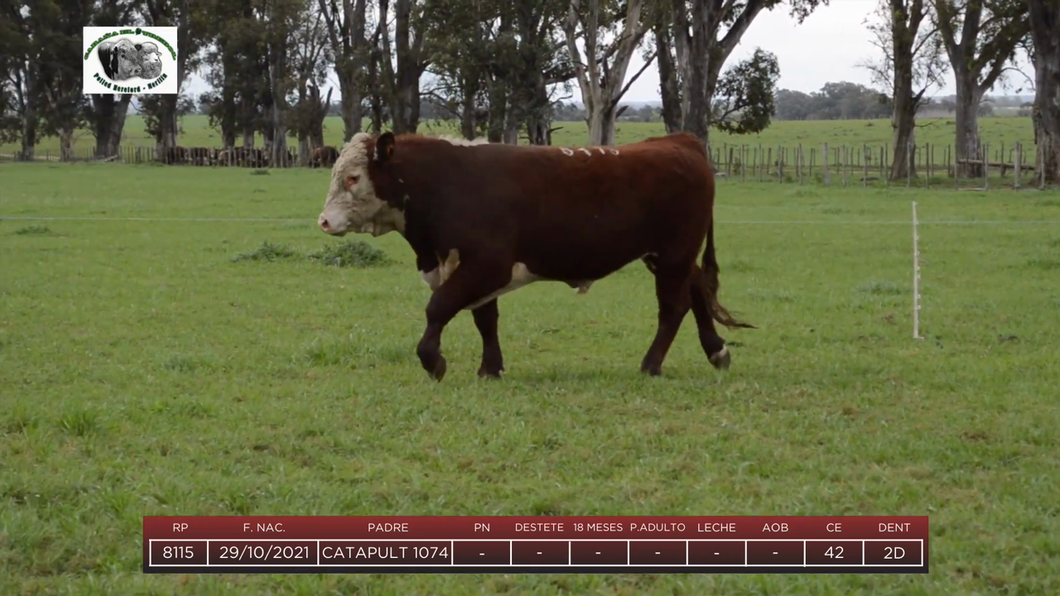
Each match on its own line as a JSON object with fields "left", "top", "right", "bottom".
{"left": 337, "top": 68, "right": 363, "bottom": 141}
{"left": 58, "top": 127, "right": 74, "bottom": 162}
{"left": 486, "top": 82, "right": 508, "bottom": 143}
{"left": 655, "top": 27, "right": 682, "bottom": 133}
{"left": 890, "top": 101, "right": 917, "bottom": 180}
{"left": 887, "top": 0, "right": 921, "bottom": 181}
{"left": 309, "top": 87, "right": 330, "bottom": 148}
{"left": 299, "top": 133, "right": 311, "bottom": 165}
{"left": 460, "top": 82, "right": 477, "bottom": 140}
{"left": 529, "top": 68, "right": 555, "bottom": 146}
{"left": 18, "top": 68, "right": 37, "bottom": 160}
{"left": 683, "top": 30, "right": 712, "bottom": 145}
{"left": 91, "top": 94, "right": 131, "bottom": 158}
{"left": 1029, "top": 0, "right": 1060, "bottom": 185}
{"left": 21, "top": 104, "right": 37, "bottom": 161}
{"left": 953, "top": 74, "right": 983, "bottom": 178}
{"left": 525, "top": 113, "right": 551, "bottom": 145}
{"left": 268, "top": 39, "right": 289, "bottom": 167}
{"left": 586, "top": 103, "right": 617, "bottom": 146}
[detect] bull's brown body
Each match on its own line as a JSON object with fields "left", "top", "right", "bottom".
{"left": 318, "top": 132, "right": 751, "bottom": 380}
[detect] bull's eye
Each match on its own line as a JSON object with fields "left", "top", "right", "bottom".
{"left": 344, "top": 174, "right": 360, "bottom": 190}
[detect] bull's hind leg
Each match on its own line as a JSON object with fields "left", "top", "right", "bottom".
{"left": 471, "top": 299, "right": 504, "bottom": 379}
{"left": 417, "top": 262, "right": 511, "bottom": 382}
{"left": 689, "top": 265, "right": 730, "bottom": 370}
{"left": 639, "top": 261, "right": 695, "bottom": 376}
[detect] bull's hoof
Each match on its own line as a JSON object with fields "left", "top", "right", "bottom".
{"left": 427, "top": 356, "right": 447, "bottom": 381}
{"left": 477, "top": 364, "right": 504, "bottom": 379}
{"left": 708, "top": 347, "right": 731, "bottom": 371}
{"left": 640, "top": 361, "right": 663, "bottom": 377}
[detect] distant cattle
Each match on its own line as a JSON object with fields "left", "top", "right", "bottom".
{"left": 187, "top": 147, "right": 212, "bottom": 166}
{"left": 317, "top": 132, "right": 752, "bottom": 381}
{"left": 162, "top": 146, "right": 187, "bottom": 164}
{"left": 218, "top": 147, "right": 266, "bottom": 168}
{"left": 311, "top": 146, "right": 338, "bottom": 168}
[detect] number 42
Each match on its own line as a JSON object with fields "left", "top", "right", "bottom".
{"left": 824, "top": 546, "right": 844, "bottom": 559}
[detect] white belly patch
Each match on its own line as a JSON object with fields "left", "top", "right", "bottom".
{"left": 420, "top": 254, "right": 570, "bottom": 310}
{"left": 420, "top": 249, "right": 461, "bottom": 291}
{"left": 465, "top": 262, "right": 540, "bottom": 310}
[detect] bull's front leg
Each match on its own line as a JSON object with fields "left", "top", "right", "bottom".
{"left": 417, "top": 263, "right": 511, "bottom": 381}
{"left": 471, "top": 299, "right": 504, "bottom": 379}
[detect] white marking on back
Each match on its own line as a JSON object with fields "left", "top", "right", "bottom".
{"left": 465, "top": 263, "right": 540, "bottom": 310}
{"left": 560, "top": 147, "right": 574, "bottom": 156}
{"left": 438, "top": 135, "right": 491, "bottom": 146}
{"left": 578, "top": 148, "right": 592, "bottom": 156}
{"left": 610, "top": 149, "right": 620, "bottom": 155}
{"left": 597, "top": 147, "right": 606, "bottom": 155}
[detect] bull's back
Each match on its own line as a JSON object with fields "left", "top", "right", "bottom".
{"left": 459, "top": 136, "right": 713, "bottom": 279}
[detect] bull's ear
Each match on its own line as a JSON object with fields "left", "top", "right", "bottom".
{"left": 376, "top": 132, "right": 395, "bottom": 164}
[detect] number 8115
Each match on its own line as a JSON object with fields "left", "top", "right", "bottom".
{"left": 162, "top": 545, "right": 195, "bottom": 559}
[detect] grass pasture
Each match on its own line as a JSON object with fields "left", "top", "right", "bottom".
{"left": 2, "top": 160, "right": 1060, "bottom": 595}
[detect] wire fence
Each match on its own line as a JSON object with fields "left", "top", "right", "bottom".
{"left": 0, "top": 139, "right": 1048, "bottom": 189}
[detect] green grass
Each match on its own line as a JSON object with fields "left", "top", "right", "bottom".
{"left": 0, "top": 114, "right": 1040, "bottom": 159}
{"left": 2, "top": 162, "right": 1060, "bottom": 594}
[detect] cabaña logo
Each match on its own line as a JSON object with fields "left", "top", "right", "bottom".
{"left": 82, "top": 26, "right": 178, "bottom": 95}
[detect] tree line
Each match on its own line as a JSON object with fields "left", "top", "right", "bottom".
{"left": 1, "top": 0, "right": 1058, "bottom": 183}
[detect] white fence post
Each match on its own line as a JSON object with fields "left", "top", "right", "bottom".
{"left": 912, "top": 201, "right": 923, "bottom": 340}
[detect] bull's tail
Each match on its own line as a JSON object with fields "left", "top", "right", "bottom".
{"left": 700, "top": 219, "right": 754, "bottom": 330}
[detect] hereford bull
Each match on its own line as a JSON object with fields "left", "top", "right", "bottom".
{"left": 317, "top": 132, "right": 752, "bottom": 381}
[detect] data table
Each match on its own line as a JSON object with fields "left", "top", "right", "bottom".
{"left": 143, "top": 516, "right": 928, "bottom": 574}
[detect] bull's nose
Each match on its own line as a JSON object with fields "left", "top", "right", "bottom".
{"left": 318, "top": 215, "right": 331, "bottom": 232}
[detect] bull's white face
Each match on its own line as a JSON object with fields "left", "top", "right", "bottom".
{"left": 318, "top": 133, "right": 404, "bottom": 237}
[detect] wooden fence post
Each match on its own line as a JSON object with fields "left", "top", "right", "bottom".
{"left": 822, "top": 143, "right": 829, "bottom": 186}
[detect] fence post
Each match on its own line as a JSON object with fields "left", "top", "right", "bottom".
{"left": 926, "top": 143, "right": 932, "bottom": 185}
{"left": 880, "top": 145, "right": 886, "bottom": 186}
{"left": 758, "top": 144, "right": 764, "bottom": 182}
{"left": 862, "top": 144, "right": 868, "bottom": 186}
{"left": 912, "top": 201, "right": 923, "bottom": 340}
{"left": 1014, "top": 141, "right": 1022, "bottom": 189}
{"left": 823, "top": 143, "right": 829, "bottom": 186}
{"left": 951, "top": 145, "right": 958, "bottom": 189}
{"left": 741, "top": 145, "right": 747, "bottom": 183}
{"left": 798, "top": 144, "right": 803, "bottom": 185}
{"left": 1040, "top": 137, "right": 1048, "bottom": 190}
{"left": 983, "top": 143, "right": 989, "bottom": 190}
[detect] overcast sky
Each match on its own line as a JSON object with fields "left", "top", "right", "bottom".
{"left": 182, "top": 0, "right": 1034, "bottom": 104}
